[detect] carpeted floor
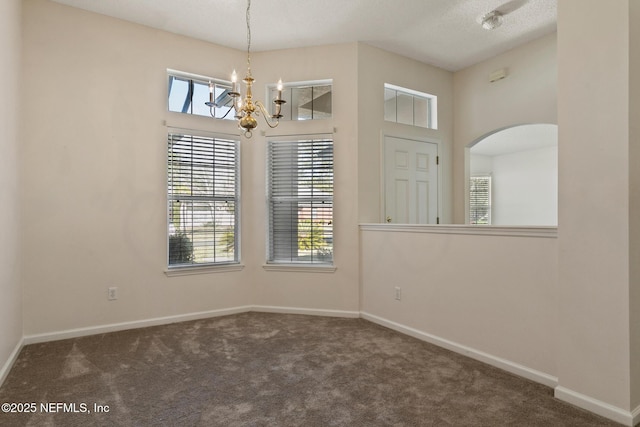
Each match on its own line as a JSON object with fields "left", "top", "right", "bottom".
{"left": 0, "top": 312, "right": 621, "bottom": 426}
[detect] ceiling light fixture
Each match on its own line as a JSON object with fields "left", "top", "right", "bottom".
{"left": 206, "top": 0, "right": 285, "bottom": 138}
{"left": 481, "top": 10, "right": 503, "bottom": 30}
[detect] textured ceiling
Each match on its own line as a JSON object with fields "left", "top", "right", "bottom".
{"left": 50, "top": 0, "right": 557, "bottom": 71}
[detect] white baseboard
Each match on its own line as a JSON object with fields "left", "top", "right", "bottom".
{"left": 252, "top": 305, "right": 360, "bottom": 318}
{"left": 633, "top": 404, "right": 640, "bottom": 427}
{"left": 360, "top": 311, "right": 558, "bottom": 388}
{"left": 0, "top": 337, "right": 24, "bottom": 387}
{"left": 21, "top": 305, "right": 360, "bottom": 345}
{"left": 23, "top": 306, "right": 253, "bottom": 345}
{"left": 555, "top": 386, "right": 637, "bottom": 426}
{"left": 12, "top": 307, "right": 640, "bottom": 426}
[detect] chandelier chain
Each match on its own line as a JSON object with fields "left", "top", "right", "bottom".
{"left": 246, "top": 0, "right": 251, "bottom": 75}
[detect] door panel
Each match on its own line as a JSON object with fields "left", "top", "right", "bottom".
{"left": 384, "top": 136, "right": 438, "bottom": 224}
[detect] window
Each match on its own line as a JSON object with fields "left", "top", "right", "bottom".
{"left": 469, "top": 176, "right": 491, "bottom": 224}
{"left": 168, "top": 70, "right": 235, "bottom": 120}
{"left": 268, "top": 81, "right": 332, "bottom": 121}
{"left": 384, "top": 83, "right": 437, "bottom": 129}
{"left": 267, "top": 137, "right": 333, "bottom": 264}
{"left": 167, "top": 131, "right": 240, "bottom": 267}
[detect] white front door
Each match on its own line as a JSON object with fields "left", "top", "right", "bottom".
{"left": 384, "top": 136, "right": 438, "bottom": 224}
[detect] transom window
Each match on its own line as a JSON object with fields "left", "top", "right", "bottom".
{"left": 168, "top": 70, "right": 235, "bottom": 120}
{"left": 268, "top": 81, "right": 332, "bottom": 121}
{"left": 267, "top": 136, "right": 334, "bottom": 264}
{"left": 384, "top": 83, "right": 437, "bottom": 129}
{"left": 167, "top": 131, "right": 240, "bottom": 267}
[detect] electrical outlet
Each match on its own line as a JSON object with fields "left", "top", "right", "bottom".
{"left": 108, "top": 287, "right": 118, "bottom": 301}
{"left": 394, "top": 286, "right": 401, "bottom": 301}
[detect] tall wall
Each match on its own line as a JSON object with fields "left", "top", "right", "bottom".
{"left": 557, "top": 0, "right": 639, "bottom": 422}
{"left": 245, "top": 45, "right": 360, "bottom": 313}
{"left": 0, "top": 0, "right": 23, "bottom": 382}
{"left": 453, "top": 33, "right": 557, "bottom": 223}
{"left": 21, "top": 0, "right": 362, "bottom": 336}
{"left": 357, "top": 44, "right": 453, "bottom": 224}
{"left": 21, "top": 0, "right": 250, "bottom": 336}
{"left": 630, "top": 0, "right": 640, "bottom": 412}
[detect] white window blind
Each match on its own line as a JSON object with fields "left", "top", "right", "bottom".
{"left": 469, "top": 176, "right": 491, "bottom": 225}
{"left": 268, "top": 137, "right": 333, "bottom": 264}
{"left": 167, "top": 132, "right": 239, "bottom": 267}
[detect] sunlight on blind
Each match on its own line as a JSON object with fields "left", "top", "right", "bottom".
{"left": 267, "top": 138, "right": 333, "bottom": 264}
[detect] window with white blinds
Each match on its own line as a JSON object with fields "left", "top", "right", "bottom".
{"left": 469, "top": 176, "right": 491, "bottom": 225}
{"left": 267, "top": 137, "right": 333, "bottom": 264}
{"left": 167, "top": 131, "right": 240, "bottom": 267}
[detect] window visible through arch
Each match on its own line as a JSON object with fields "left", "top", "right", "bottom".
{"left": 384, "top": 83, "right": 437, "bottom": 129}
{"left": 469, "top": 175, "right": 491, "bottom": 225}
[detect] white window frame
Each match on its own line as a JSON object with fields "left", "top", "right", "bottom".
{"left": 469, "top": 175, "right": 492, "bottom": 225}
{"left": 167, "top": 69, "right": 236, "bottom": 120}
{"left": 166, "top": 128, "right": 242, "bottom": 275}
{"left": 266, "top": 134, "right": 334, "bottom": 268}
{"left": 267, "top": 79, "right": 333, "bottom": 121}
{"left": 384, "top": 83, "right": 438, "bottom": 130}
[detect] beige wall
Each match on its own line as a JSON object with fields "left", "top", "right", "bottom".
{"left": 20, "top": 0, "right": 362, "bottom": 336}
{"left": 13, "top": 1, "right": 640, "bottom": 423}
{"left": 630, "top": 0, "right": 640, "bottom": 411}
{"left": 21, "top": 0, "right": 252, "bottom": 335}
{"left": 557, "top": 0, "right": 635, "bottom": 415}
{"left": 360, "top": 227, "right": 558, "bottom": 380}
{"left": 0, "top": 0, "right": 23, "bottom": 381}
{"left": 357, "top": 44, "right": 454, "bottom": 224}
{"left": 453, "top": 33, "right": 557, "bottom": 223}
{"left": 246, "top": 44, "right": 360, "bottom": 312}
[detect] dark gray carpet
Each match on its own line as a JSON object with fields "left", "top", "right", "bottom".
{"left": 0, "top": 312, "right": 620, "bottom": 426}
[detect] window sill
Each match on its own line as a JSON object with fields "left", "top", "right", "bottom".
{"left": 262, "top": 263, "right": 337, "bottom": 273}
{"left": 164, "top": 263, "right": 245, "bottom": 277}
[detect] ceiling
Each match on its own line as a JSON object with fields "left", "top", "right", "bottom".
{"left": 50, "top": 0, "right": 557, "bottom": 72}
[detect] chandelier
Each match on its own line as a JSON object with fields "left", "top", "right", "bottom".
{"left": 207, "top": 0, "right": 285, "bottom": 138}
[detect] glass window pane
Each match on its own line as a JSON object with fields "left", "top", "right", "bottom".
{"left": 414, "top": 96, "right": 429, "bottom": 128}
{"left": 396, "top": 92, "right": 413, "bottom": 125}
{"left": 384, "top": 88, "right": 397, "bottom": 122}
{"left": 168, "top": 77, "right": 191, "bottom": 113}
{"left": 213, "top": 84, "right": 235, "bottom": 120}
{"left": 191, "top": 80, "right": 210, "bottom": 117}
{"left": 292, "top": 87, "right": 313, "bottom": 120}
{"left": 312, "top": 85, "right": 332, "bottom": 119}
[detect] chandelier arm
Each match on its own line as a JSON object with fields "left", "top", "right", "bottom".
{"left": 255, "top": 101, "right": 281, "bottom": 128}
{"left": 219, "top": 106, "right": 235, "bottom": 119}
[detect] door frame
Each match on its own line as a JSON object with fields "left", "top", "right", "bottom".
{"left": 380, "top": 132, "right": 442, "bottom": 224}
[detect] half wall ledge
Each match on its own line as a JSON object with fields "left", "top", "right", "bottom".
{"left": 359, "top": 223, "right": 557, "bottom": 238}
